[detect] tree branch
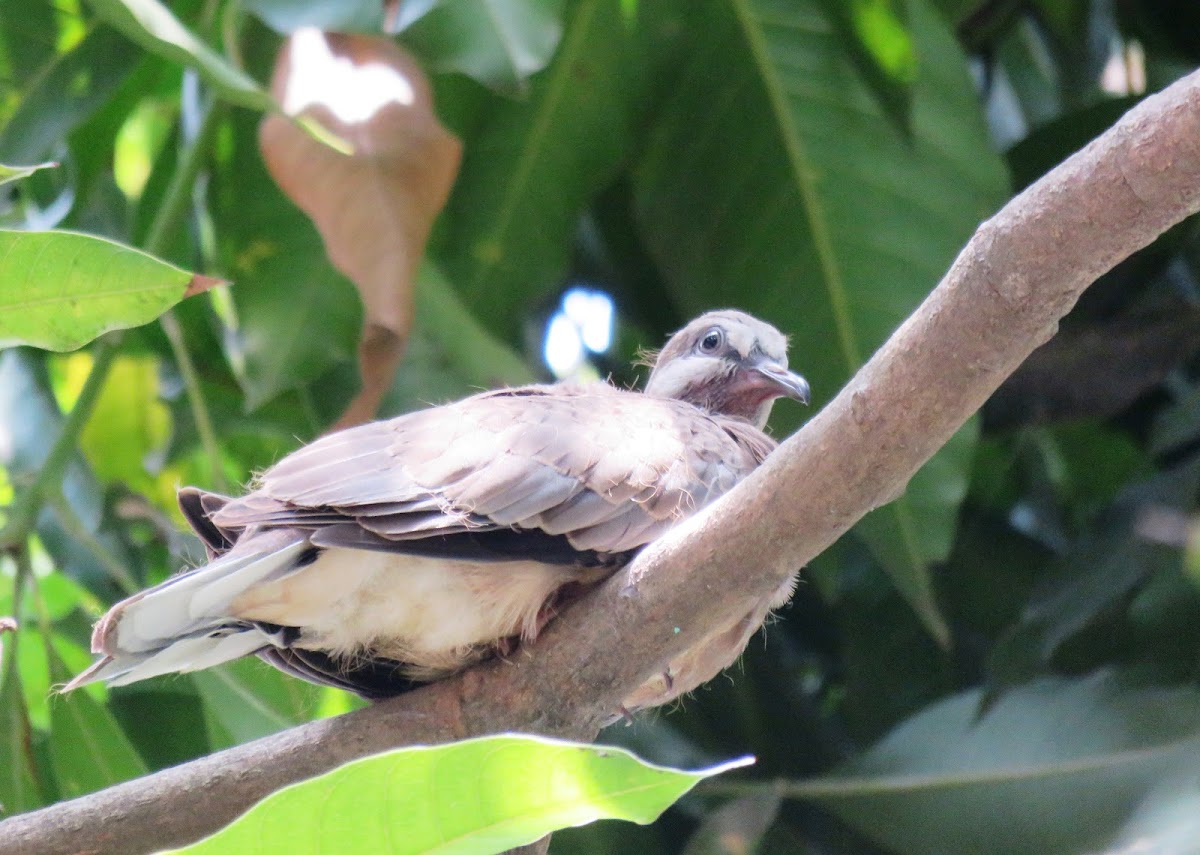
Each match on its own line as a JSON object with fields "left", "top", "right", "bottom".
{"left": 3, "top": 70, "right": 1199, "bottom": 855}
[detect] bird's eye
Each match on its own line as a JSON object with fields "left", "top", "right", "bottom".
{"left": 699, "top": 328, "right": 724, "bottom": 354}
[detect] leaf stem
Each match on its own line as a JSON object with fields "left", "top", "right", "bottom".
{"left": 160, "top": 311, "right": 227, "bottom": 491}
{"left": 7, "top": 548, "right": 33, "bottom": 655}
{"left": 0, "top": 340, "right": 119, "bottom": 551}
{"left": 147, "top": 101, "right": 229, "bottom": 492}
{"left": 43, "top": 491, "right": 139, "bottom": 596}
{"left": 144, "top": 98, "right": 222, "bottom": 256}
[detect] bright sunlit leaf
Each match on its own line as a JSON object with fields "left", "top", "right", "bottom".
{"left": 172, "top": 735, "right": 752, "bottom": 854}
{"left": 0, "top": 230, "right": 223, "bottom": 351}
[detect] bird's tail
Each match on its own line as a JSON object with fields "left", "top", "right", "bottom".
{"left": 64, "top": 537, "right": 309, "bottom": 691}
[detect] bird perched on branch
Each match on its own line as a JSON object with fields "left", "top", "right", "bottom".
{"left": 68, "top": 310, "right": 809, "bottom": 711}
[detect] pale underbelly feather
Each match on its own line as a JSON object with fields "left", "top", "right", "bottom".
{"left": 230, "top": 547, "right": 572, "bottom": 672}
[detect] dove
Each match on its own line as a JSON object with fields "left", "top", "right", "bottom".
{"left": 67, "top": 310, "right": 809, "bottom": 710}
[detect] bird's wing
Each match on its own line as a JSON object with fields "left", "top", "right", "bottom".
{"left": 211, "top": 384, "right": 775, "bottom": 555}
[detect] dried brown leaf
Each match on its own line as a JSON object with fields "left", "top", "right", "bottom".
{"left": 260, "top": 30, "right": 462, "bottom": 427}
{"left": 183, "top": 274, "right": 227, "bottom": 298}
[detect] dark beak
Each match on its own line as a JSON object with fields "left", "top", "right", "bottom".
{"left": 752, "top": 361, "right": 811, "bottom": 405}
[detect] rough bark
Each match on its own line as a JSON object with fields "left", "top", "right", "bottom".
{"left": 2, "top": 68, "right": 1199, "bottom": 855}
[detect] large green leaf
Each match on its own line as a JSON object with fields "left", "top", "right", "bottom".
{"left": 0, "top": 230, "right": 219, "bottom": 351}
{"left": 816, "top": 0, "right": 918, "bottom": 134}
{"left": 0, "top": 0, "right": 57, "bottom": 88}
{"left": 173, "top": 735, "right": 752, "bottom": 854}
{"left": 435, "top": 0, "right": 632, "bottom": 340}
{"left": 0, "top": 26, "right": 141, "bottom": 165}
{"left": 192, "top": 658, "right": 323, "bottom": 746}
{"left": 382, "top": 261, "right": 534, "bottom": 414}
{"left": 987, "top": 456, "right": 1200, "bottom": 698}
{"left": 632, "top": 0, "right": 1009, "bottom": 642}
{"left": 0, "top": 352, "right": 116, "bottom": 597}
{"left": 211, "top": 114, "right": 361, "bottom": 410}
{"left": 75, "top": 353, "right": 172, "bottom": 496}
{"left": 795, "top": 672, "right": 1200, "bottom": 855}
{"left": 85, "top": 0, "right": 274, "bottom": 111}
{"left": 398, "top": 0, "right": 566, "bottom": 92}
{"left": 109, "top": 682, "right": 216, "bottom": 771}
{"left": 0, "top": 625, "right": 44, "bottom": 816}
{"left": 45, "top": 643, "right": 148, "bottom": 799}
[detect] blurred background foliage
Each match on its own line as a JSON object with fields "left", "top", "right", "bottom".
{"left": 1, "top": 0, "right": 1200, "bottom": 852}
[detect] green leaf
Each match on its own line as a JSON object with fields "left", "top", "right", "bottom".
{"left": 0, "top": 0, "right": 58, "bottom": 87}
{"left": 0, "top": 26, "right": 141, "bottom": 165}
{"left": 632, "top": 0, "right": 1009, "bottom": 643}
{"left": 34, "top": 573, "right": 100, "bottom": 623}
{"left": 72, "top": 353, "right": 172, "bottom": 495}
{"left": 1151, "top": 382, "right": 1200, "bottom": 458}
{"left": 845, "top": 0, "right": 918, "bottom": 82}
{"left": 0, "top": 162, "right": 57, "bottom": 186}
{"left": 109, "top": 682, "right": 216, "bottom": 771}
{"left": 0, "top": 626, "right": 44, "bottom": 816}
{"left": 382, "top": 261, "right": 533, "bottom": 413}
{"left": 987, "top": 456, "right": 1200, "bottom": 697}
{"left": 799, "top": 672, "right": 1200, "bottom": 855}
{"left": 173, "top": 735, "right": 752, "bottom": 855}
{"left": 436, "top": 0, "right": 631, "bottom": 339}
{"left": 14, "top": 623, "right": 54, "bottom": 732}
{"left": 1006, "top": 97, "right": 1140, "bottom": 191}
{"left": 243, "top": 0, "right": 384, "bottom": 34}
{"left": 85, "top": 0, "right": 274, "bottom": 111}
{"left": 0, "top": 351, "right": 118, "bottom": 597}
{"left": 211, "top": 114, "right": 361, "bottom": 410}
{"left": 0, "top": 230, "right": 221, "bottom": 352}
{"left": 853, "top": 417, "right": 978, "bottom": 641}
{"left": 816, "top": 0, "right": 918, "bottom": 134}
{"left": 45, "top": 642, "right": 148, "bottom": 799}
{"left": 192, "top": 658, "right": 322, "bottom": 746}
{"left": 398, "top": 0, "right": 566, "bottom": 92}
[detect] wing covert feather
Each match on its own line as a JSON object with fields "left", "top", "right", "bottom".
{"left": 210, "top": 384, "right": 774, "bottom": 555}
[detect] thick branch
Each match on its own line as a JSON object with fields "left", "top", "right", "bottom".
{"left": 4, "top": 71, "right": 1200, "bottom": 855}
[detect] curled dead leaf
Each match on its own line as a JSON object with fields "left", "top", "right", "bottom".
{"left": 260, "top": 29, "right": 462, "bottom": 428}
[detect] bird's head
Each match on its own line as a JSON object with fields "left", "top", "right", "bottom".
{"left": 644, "top": 310, "right": 810, "bottom": 429}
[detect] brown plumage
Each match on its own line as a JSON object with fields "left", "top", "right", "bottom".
{"left": 67, "top": 310, "right": 809, "bottom": 710}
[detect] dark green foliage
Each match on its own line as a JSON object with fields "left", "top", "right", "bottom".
{"left": 1, "top": 0, "right": 1199, "bottom": 852}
